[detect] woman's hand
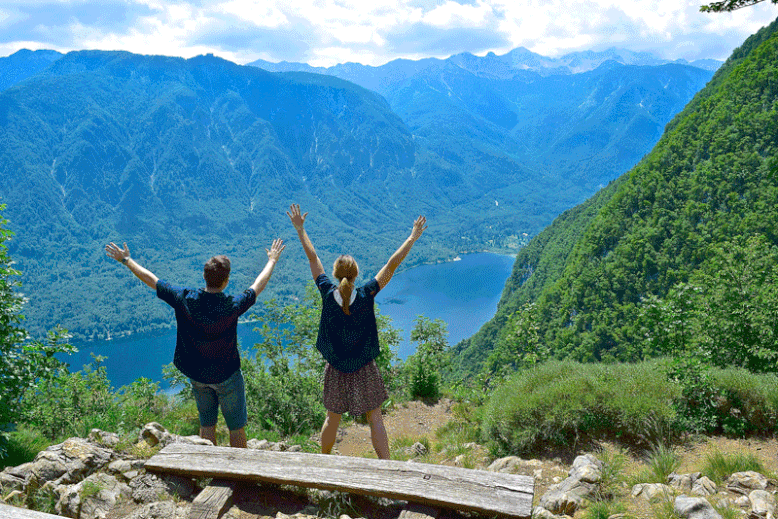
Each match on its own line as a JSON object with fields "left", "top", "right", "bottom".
{"left": 410, "top": 216, "right": 427, "bottom": 241}
{"left": 266, "top": 238, "right": 286, "bottom": 262}
{"left": 286, "top": 204, "right": 308, "bottom": 231}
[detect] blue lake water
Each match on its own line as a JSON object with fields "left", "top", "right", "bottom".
{"left": 61, "top": 252, "right": 515, "bottom": 389}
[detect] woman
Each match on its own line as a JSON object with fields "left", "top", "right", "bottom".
{"left": 287, "top": 204, "right": 427, "bottom": 459}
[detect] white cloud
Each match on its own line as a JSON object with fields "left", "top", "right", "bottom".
{"left": 0, "top": 0, "right": 776, "bottom": 65}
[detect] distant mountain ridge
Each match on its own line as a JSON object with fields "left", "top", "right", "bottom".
{"left": 0, "top": 49, "right": 62, "bottom": 91}
{"left": 248, "top": 46, "right": 721, "bottom": 79}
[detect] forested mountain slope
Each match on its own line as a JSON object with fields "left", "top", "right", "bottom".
{"left": 0, "top": 49, "right": 62, "bottom": 91}
{"left": 453, "top": 17, "right": 778, "bottom": 375}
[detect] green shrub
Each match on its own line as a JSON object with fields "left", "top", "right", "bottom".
{"left": 702, "top": 450, "right": 765, "bottom": 485}
{"left": 481, "top": 360, "right": 679, "bottom": 455}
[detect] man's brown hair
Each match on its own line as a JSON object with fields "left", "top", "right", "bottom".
{"left": 204, "top": 255, "right": 230, "bottom": 290}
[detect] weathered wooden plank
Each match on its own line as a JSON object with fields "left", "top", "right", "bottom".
{"left": 398, "top": 503, "right": 440, "bottom": 519}
{"left": 0, "top": 503, "right": 70, "bottom": 519}
{"left": 146, "top": 444, "right": 534, "bottom": 518}
{"left": 188, "top": 479, "right": 235, "bottom": 519}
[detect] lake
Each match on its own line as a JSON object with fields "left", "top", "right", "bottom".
{"left": 61, "top": 252, "right": 515, "bottom": 389}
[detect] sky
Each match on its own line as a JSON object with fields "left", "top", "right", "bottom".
{"left": 0, "top": 0, "right": 776, "bottom": 67}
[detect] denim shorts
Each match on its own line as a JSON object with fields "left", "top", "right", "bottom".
{"left": 190, "top": 369, "right": 247, "bottom": 430}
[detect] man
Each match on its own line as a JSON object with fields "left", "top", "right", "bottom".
{"left": 104, "top": 239, "right": 285, "bottom": 448}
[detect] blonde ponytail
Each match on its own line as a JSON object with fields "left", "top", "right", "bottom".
{"left": 333, "top": 255, "right": 359, "bottom": 315}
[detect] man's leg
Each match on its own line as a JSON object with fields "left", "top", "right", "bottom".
{"left": 229, "top": 427, "right": 247, "bottom": 448}
{"left": 366, "top": 408, "right": 390, "bottom": 459}
{"left": 320, "top": 411, "right": 341, "bottom": 454}
{"left": 191, "top": 380, "right": 219, "bottom": 446}
{"left": 200, "top": 425, "right": 217, "bottom": 446}
{"left": 218, "top": 370, "right": 248, "bottom": 448}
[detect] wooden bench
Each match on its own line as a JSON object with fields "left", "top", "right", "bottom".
{"left": 146, "top": 444, "right": 534, "bottom": 519}
{"left": 0, "top": 503, "right": 70, "bottom": 518}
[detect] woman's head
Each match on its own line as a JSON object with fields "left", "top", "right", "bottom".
{"left": 333, "top": 255, "right": 358, "bottom": 315}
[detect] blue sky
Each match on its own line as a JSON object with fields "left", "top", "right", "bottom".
{"left": 1, "top": 0, "right": 776, "bottom": 66}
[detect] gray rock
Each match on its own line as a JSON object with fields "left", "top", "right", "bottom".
{"left": 539, "top": 488, "right": 582, "bottom": 516}
{"left": 735, "top": 496, "right": 752, "bottom": 508}
{"left": 669, "top": 473, "right": 702, "bottom": 492}
{"left": 27, "top": 438, "right": 115, "bottom": 489}
{"left": 631, "top": 483, "right": 673, "bottom": 501}
{"left": 0, "top": 468, "right": 28, "bottom": 493}
{"left": 532, "top": 506, "right": 558, "bottom": 519}
{"left": 569, "top": 454, "right": 603, "bottom": 484}
{"left": 248, "top": 439, "right": 270, "bottom": 450}
{"left": 748, "top": 489, "right": 776, "bottom": 517}
{"left": 129, "top": 473, "right": 194, "bottom": 504}
{"left": 87, "top": 429, "right": 122, "bottom": 449}
{"left": 487, "top": 456, "right": 522, "bottom": 473}
{"left": 692, "top": 477, "right": 717, "bottom": 497}
{"left": 123, "top": 500, "right": 186, "bottom": 519}
{"left": 56, "top": 473, "right": 131, "bottom": 519}
{"left": 674, "top": 495, "right": 722, "bottom": 519}
{"left": 411, "top": 442, "right": 427, "bottom": 456}
{"left": 139, "top": 423, "right": 171, "bottom": 447}
{"left": 271, "top": 442, "right": 288, "bottom": 452}
{"left": 172, "top": 435, "right": 212, "bottom": 446}
{"left": 727, "top": 472, "right": 769, "bottom": 495}
{"left": 288, "top": 445, "right": 303, "bottom": 453}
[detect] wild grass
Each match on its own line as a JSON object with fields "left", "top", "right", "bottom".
{"left": 702, "top": 449, "right": 766, "bottom": 484}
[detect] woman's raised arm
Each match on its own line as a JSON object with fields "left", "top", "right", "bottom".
{"left": 375, "top": 216, "right": 427, "bottom": 289}
{"left": 287, "top": 204, "right": 325, "bottom": 280}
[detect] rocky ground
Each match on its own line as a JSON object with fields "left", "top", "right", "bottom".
{"left": 2, "top": 401, "right": 778, "bottom": 519}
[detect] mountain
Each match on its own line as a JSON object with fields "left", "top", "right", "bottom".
{"left": 0, "top": 49, "right": 62, "bottom": 91}
{"left": 452, "top": 17, "right": 778, "bottom": 376}
{"left": 0, "top": 46, "right": 715, "bottom": 340}
{"left": 250, "top": 50, "right": 715, "bottom": 209}
{"left": 0, "top": 50, "right": 543, "bottom": 339}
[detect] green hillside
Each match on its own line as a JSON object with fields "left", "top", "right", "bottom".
{"left": 453, "top": 17, "right": 778, "bottom": 376}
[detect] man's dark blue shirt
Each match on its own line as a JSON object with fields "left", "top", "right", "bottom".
{"left": 156, "top": 280, "right": 256, "bottom": 384}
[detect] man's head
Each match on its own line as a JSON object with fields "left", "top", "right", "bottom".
{"left": 204, "top": 255, "right": 230, "bottom": 291}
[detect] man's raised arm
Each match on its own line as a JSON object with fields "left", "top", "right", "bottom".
{"left": 105, "top": 242, "right": 159, "bottom": 289}
{"left": 250, "top": 238, "right": 285, "bottom": 295}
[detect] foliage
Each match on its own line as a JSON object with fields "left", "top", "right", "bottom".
{"left": 480, "top": 359, "right": 778, "bottom": 456}
{"left": 636, "top": 444, "right": 681, "bottom": 485}
{"left": 702, "top": 449, "right": 766, "bottom": 484}
{"left": 700, "top": 0, "right": 776, "bottom": 12}
{"left": 484, "top": 303, "right": 546, "bottom": 381}
{"left": 405, "top": 316, "right": 448, "bottom": 399}
{"left": 0, "top": 206, "right": 74, "bottom": 457}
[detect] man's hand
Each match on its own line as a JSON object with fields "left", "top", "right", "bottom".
{"left": 105, "top": 242, "right": 130, "bottom": 263}
{"left": 286, "top": 204, "right": 308, "bottom": 231}
{"left": 410, "top": 216, "right": 427, "bottom": 241}
{"left": 266, "top": 238, "right": 286, "bottom": 262}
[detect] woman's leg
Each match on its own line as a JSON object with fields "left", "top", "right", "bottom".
{"left": 320, "top": 411, "right": 342, "bottom": 454}
{"left": 366, "top": 408, "right": 390, "bottom": 459}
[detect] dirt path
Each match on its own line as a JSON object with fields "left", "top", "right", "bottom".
{"left": 333, "top": 399, "right": 455, "bottom": 457}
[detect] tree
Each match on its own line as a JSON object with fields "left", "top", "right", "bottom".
{"left": 0, "top": 205, "right": 73, "bottom": 456}
{"left": 406, "top": 316, "right": 449, "bottom": 399}
{"left": 701, "top": 0, "right": 777, "bottom": 12}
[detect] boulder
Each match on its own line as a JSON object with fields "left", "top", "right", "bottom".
{"left": 727, "top": 472, "right": 769, "bottom": 495}
{"left": 669, "top": 473, "right": 702, "bottom": 492}
{"left": 247, "top": 439, "right": 270, "bottom": 450}
{"left": 674, "top": 495, "right": 722, "bottom": 519}
{"left": 488, "top": 456, "right": 523, "bottom": 473}
{"left": 129, "top": 473, "right": 195, "bottom": 504}
{"left": 26, "top": 438, "right": 115, "bottom": 489}
{"left": 122, "top": 500, "right": 187, "bottom": 519}
{"left": 539, "top": 454, "right": 603, "bottom": 515}
{"left": 631, "top": 483, "right": 673, "bottom": 502}
{"left": 139, "top": 423, "right": 172, "bottom": 447}
{"left": 56, "top": 473, "right": 131, "bottom": 519}
{"left": 748, "top": 489, "right": 776, "bottom": 518}
{"left": 692, "top": 477, "right": 717, "bottom": 497}
{"left": 87, "top": 429, "right": 122, "bottom": 449}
